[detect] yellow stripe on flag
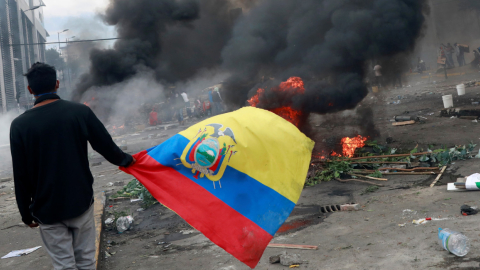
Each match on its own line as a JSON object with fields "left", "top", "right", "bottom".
{"left": 179, "top": 107, "right": 314, "bottom": 203}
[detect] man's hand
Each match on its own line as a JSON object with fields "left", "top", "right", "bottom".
{"left": 129, "top": 157, "right": 137, "bottom": 167}
{"left": 28, "top": 222, "right": 39, "bottom": 228}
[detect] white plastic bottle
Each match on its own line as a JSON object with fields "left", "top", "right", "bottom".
{"left": 438, "top": 228, "right": 470, "bottom": 257}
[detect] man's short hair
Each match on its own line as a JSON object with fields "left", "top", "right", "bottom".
{"left": 24, "top": 62, "right": 57, "bottom": 95}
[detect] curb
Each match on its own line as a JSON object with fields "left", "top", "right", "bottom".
{"left": 94, "top": 192, "right": 106, "bottom": 270}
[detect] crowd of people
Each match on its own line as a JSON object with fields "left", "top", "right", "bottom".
{"left": 147, "top": 87, "right": 226, "bottom": 127}
{"left": 370, "top": 42, "right": 473, "bottom": 91}
{"left": 438, "top": 43, "right": 467, "bottom": 69}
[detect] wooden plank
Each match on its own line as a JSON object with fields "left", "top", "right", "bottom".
{"left": 392, "top": 120, "right": 416, "bottom": 126}
{"left": 430, "top": 166, "right": 447, "bottom": 188}
{"left": 352, "top": 162, "right": 409, "bottom": 164}
{"left": 358, "top": 167, "right": 440, "bottom": 173}
{"left": 378, "top": 167, "right": 439, "bottom": 172}
{"left": 349, "top": 173, "right": 388, "bottom": 181}
{"left": 459, "top": 116, "right": 478, "bottom": 120}
{"left": 94, "top": 193, "right": 106, "bottom": 270}
{"left": 267, "top": 243, "right": 318, "bottom": 250}
{"left": 108, "top": 197, "right": 131, "bottom": 202}
{"left": 355, "top": 172, "right": 436, "bottom": 175}
{"left": 347, "top": 152, "right": 431, "bottom": 161}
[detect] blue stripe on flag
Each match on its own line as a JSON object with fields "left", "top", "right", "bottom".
{"left": 147, "top": 134, "right": 295, "bottom": 236}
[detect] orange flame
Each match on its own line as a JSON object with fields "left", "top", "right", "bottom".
{"left": 271, "top": 107, "right": 303, "bottom": 127}
{"left": 340, "top": 135, "right": 367, "bottom": 157}
{"left": 248, "top": 77, "right": 305, "bottom": 127}
{"left": 83, "top": 97, "right": 95, "bottom": 107}
{"left": 278, "top": 77, "right": 305, "bottom": 94}
{"left": 247, "top": 88, "right": 264, "bottom": 107}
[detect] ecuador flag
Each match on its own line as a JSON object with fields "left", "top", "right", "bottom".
{"left": 121, "top": 107, "right": 314, "bottom": 268}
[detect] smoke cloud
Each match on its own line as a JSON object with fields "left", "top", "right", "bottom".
{"left": 73, "top": 0, "right": 239, "bottom": 102}
{"left": 222, "top": 0, "right": 427, "bottom": 114}
{"left": 74, "top": 0, "right": 427, "bottom": 122}
{"left": 0, "top": 111, "right": 23, "bottom": 170}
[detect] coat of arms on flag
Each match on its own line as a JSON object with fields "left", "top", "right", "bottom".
{"left": 180, "top": 124, "right": 237, "bottom": 188}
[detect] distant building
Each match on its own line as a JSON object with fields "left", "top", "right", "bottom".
{"left": 0, "top": 0, "right": 48, "bottom": 113}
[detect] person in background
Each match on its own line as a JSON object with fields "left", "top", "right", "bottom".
{"left": 454, "top": 43, "right": 465, "bottom": 67}
{"left": 444, "top": 43, "right": 455, "bottom": 68}
{"left": 416, "top": 57, "right": 426, "bottom": 73}
{"left": 461, "top": 46, "right": 467, "bottom": 66}
{"left": 472, "top": 49, "right": 480, "bottom": 69}
{"left": 212, "top": 87, "right": 223, "bottom": 115}
{"left": 195, "top": 96, "right": 203, "bottom": 118}
{"left": 438, "top": 46, "right": 447, "bottom": 69}
{"left": 203, "top": 98, "right": 212, "bottom": 116}
{"left": 149, "top": 106, "right": 158, "bottom": 126}
{"left": 208, "top": 89, "right": 213, "bottom": 111}
{"left": 180, "top": 91, "right": 192, "bottom": 119}
{"left": 373, "top": 64, "right": 382, "bottom": 88}
{"left": 10, "top": 63, "right": 135, "bottom": 270}
{"left": 175, "top": 91, "right": 185, "bottom": 125}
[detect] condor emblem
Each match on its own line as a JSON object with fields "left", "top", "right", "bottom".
{"left": 180, "top": 124, "right": 237, "bottom": 188}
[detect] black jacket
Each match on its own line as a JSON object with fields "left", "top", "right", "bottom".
{"left": 10, "top": 96, "right": 133, "bottom": 225}
{"left": 212, "top": 91, "right": 222, "bottom": 102}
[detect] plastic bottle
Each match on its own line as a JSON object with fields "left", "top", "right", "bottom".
{"left": 438, "top": 228, "right": 470, "bottom": 257}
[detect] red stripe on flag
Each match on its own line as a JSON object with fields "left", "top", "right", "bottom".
{"left": 121, "top": 150, "right": 272, "bottom": 268}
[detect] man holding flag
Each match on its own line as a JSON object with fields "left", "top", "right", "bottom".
{"left": 10, "top": 63, "right": 135, "bottom": 270}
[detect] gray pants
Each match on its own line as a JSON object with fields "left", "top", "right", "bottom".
{"left": 39, "top": 205, "right": 96, "bottom": 270}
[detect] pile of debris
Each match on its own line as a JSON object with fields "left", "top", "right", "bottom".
{"left": 110, "top": 179, "right": 157, "bottom": 208}
{"left": 308, "top": 142, "right": 479, "bottom": 186}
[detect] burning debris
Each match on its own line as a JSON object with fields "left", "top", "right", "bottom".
{"left": 340, "top": 136, "right": 368, "bottom": 158}
{"left": 307, "top": 142, "right": 479, "bottom": 186}
{"left": 248, "top": 77, "right": 306, "bottom": 127}
{"left": 223, "top": 0, "right": 427, "bottom": 122}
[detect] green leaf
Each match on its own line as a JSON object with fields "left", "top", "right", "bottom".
{"left": 419, "top": 155, "right": 429, "bottom": 162}
{"left": 368, "top": 170, "right": 383, "bottom": 178}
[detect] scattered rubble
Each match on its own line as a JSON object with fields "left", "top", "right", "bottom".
{"left": 279, "top": 251, "right": 303, "bottom": 267}
{"left": 460, "top": 205, "right": 478, "bottom": 216}
{"left": 0, "top": 178, "right": 12, "bottom": 183}
{"left": 269, "top": 255, "right": 281, "bottom": 264}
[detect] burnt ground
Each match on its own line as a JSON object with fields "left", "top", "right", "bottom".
{"left": 1, "top": 66, "right": 480, "bottom": 270}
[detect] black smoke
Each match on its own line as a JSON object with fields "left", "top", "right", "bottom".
{"left": 73, "top": 0, "right": 239, "bottom": 101}
{"left": 74, "top": 0, "right": 427, "bottom": 121}
{"left": 221, "top": 0, "right": 427, "bottom": 114}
